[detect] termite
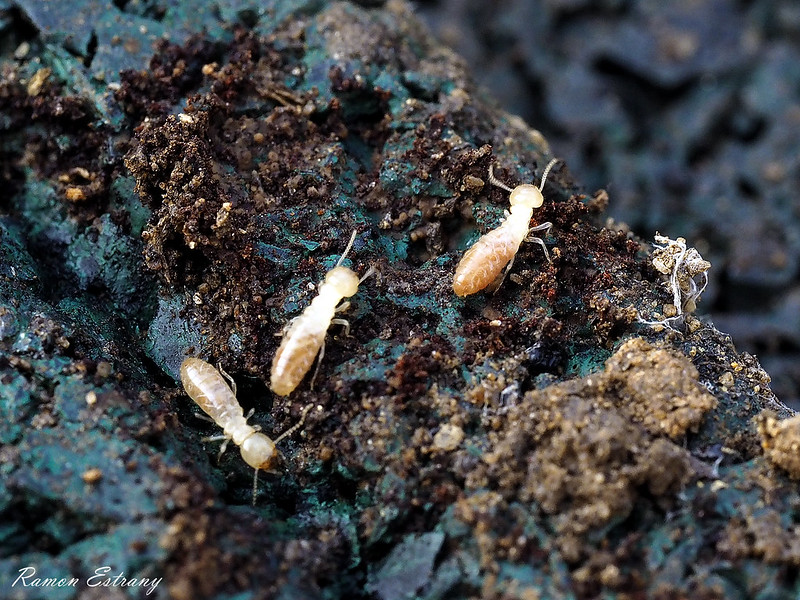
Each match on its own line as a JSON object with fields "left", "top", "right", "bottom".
{"left": 180, "top": 356, "right": 312, "bottom": 504}
{"left": 452, "top": 158, "right": 561, "bottom": 297}
{"left": 270, "top": 230, "right": 375, "bottom": 396}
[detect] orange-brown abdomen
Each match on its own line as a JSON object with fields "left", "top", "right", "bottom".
{"left": 453, "top": 227, "right": 520, "bottom": 296}
{"left": 270, "top": 319, "right": 327, "bottom": 396}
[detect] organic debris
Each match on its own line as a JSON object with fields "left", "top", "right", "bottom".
{"left": 756, "top": 411, "right": 800, "bottom": 480}
{"left": 640, "top": 233, "right": 711, "bottom": 329}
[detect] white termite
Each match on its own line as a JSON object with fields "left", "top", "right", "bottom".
{"left": 270, "top": 230, "right": 374, "bottom": 396}
{"left": 180, "top": 357, "right": 311, "bottom": 503}
{"left": 452, "top": 158, "right": 560, "bottom": 297}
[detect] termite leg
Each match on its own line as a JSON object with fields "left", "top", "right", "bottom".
{"left": 527, "top": 237, "right": 551, "bottom": 264}
{"left": 490, "top": 256, "right": 516, "bottom": 295}
{"left": 309, "top": 340, "right": 325, "bottom": 391}
{"left": 218, "top": 363, "right": 237, "bottom": 397}
{"left": 359, "top": 265, "right": 378, "bottom": 284}
{"left": 334, "top": 300, "right": 351, "bottom": 314}
{"left": 525, "top": 221, "right": 553, "bottom": 264}
{"left": 242, "top": 408, "right": 260, "bottom": 432}
{"left": 200, "top": 435, "right": 231, "bottom": 461}
{"left": 276, "top": 316, "right": 299, "bottom": 337}
{"left": 332, "top": 317, "right": 350, "bottom": 337}
{"left": 217, "top": 438, "right": 230, "bottom": 460}
{"left": 194, "top": 412, "right": 215, "bottom": 424}
{"left": 527, "top": 221, "right": 552, "bottom": 236}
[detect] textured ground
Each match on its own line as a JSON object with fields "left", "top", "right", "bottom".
{"left": 0, "top": 1, "right": 799, "bottom": 599}
{"left": 419, "top": 0, "right": 800, "bottom": 410}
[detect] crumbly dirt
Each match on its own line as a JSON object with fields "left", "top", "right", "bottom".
{"left": 458, "top": 337, "right": 715, "bottom": 564}
{"left": 717, "top": 500, "right": 800, "bottom": 566}
{"left": 756, "top": 410, "right": 800, "bottom": 480}
{"left": 603, "top": 337, "right": 718, "bottom": 438}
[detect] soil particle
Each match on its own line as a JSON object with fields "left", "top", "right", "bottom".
{"left": 465, "top": 337, "right": 715, "bottom": 564}
{"left": 603, "top": 337, "right": 718, "bottom": 439}
{"left": 756, "top": 410, "right": 800, "bottom": 480}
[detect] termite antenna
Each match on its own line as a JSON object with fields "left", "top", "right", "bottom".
{"left": 538, "top": 158, "right": 561, "bottom": 192}
{"left": 251, "top": 403, "right": 314, "bottom": 505}
{"left": 335, "top": 229, "right": 359, "bottom": 267}
{"left": 273, "top": 403, "right": 315, "bottom": 444}
{"left": 487, "top": 164, "right": 514, "bottom": 193}
{"left": 252, "top": 469, "right": 260, "bottom": 506}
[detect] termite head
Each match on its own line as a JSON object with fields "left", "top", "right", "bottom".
{"left": 324, "top": 266, "right": 360, "bottom": 297}
{"left": 240, "top": 432, "right": 278, "bottom": 470}
{"left": 508, "top": 184, "right": 545, "bottom": 209}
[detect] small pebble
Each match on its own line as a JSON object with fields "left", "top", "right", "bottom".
{"left": 433, "top": 424, "right": 464, "bottom": 451}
